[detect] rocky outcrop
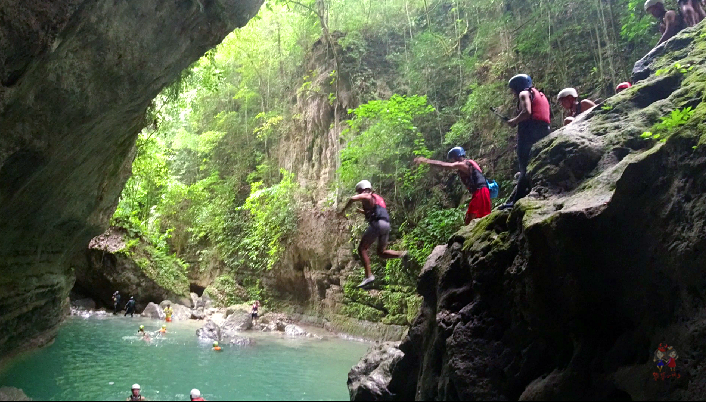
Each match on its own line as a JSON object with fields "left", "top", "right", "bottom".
{"left": 196, "top": 320, "right": 222, "bottom": 341}
{"left": 72, "top": 227, "right": 190, "bottom": 311}
{"left": 348, "top": 342, "right": 404, "bottom": 401}
{"left": 222, "top": 310, "right": 253, "bottom": 333}
{"left": 0, "top": 0, "right": 263, "bottom": 357}
{"left": 0, "top": 387, "right": 31, "bottom": 401}
{"left": 196, "top": 318, "right": 252, "bottom": 346}
{"left": 352, "top": 24, "right": 706, "bottom": 400}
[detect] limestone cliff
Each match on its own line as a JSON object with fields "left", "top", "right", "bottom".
{"left": 0, "top": 0, "right": 263, "bottom": 358}
{"left": 349, "top": 23, "right": 706, "bottom": 400}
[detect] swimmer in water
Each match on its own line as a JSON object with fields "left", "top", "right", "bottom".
{"left": 213, "top": 341, "right": 222, "bottom": 352}
{"left": 159, "top": 325, "right": 167, "bottom": 335}
{"left": 127, "top": 384, "right": 146, "bottom": 401}
{"left": 190, "top": 389, "right": 205, "bottom": 401}
{"left": 137, "top": 326, "right": 151, "bottom": 343}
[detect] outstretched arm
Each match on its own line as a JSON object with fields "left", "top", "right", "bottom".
{"left": 414, "top": 157, "right": 467, "bottom": 171}
{"left": 508, "top": 91, "right": 532, "bottom": 127}
{"left": 338, "top": 194, "right": 368, "bottom": 215}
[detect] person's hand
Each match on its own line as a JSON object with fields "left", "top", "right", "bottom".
{"left": 414, "top": 157, "right": 427, "bottom": 165}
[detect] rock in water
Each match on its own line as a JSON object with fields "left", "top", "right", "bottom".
{"left": 196, "top": 320, "right": 221, "bottom": 342}
{"left": 348, "top": 342, "right": 404, "bottom": 401}
{"left": 222, "top": 311, "right": 253, "bottom": 335}
{"left": 141, "top": 303, "right": 164, "bottom": 320}
{"left": 0, "top": 387, "right": 31, "bottom": 401}
{"left": 70, "top": 298, "right": 96, "bottom": 310}
{"left": 191, "top": 307, "right": 206, "bottom": 320}
{"left": 228, "top": 336, "right": 253, "bottom": 347}
{"left": 284, "top": 324, "right": 307, "bottom": 337}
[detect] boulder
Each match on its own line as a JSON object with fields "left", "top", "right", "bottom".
{"left": 348, "top": 342, "right": 404, "bottom": 401}
{"left": 225, "top": 304, "right": 249, "bottom": 318}
{"left": 196, "top": 320, "right": 221, "bottom": 342}
{"left": 158, "top": 300, "right": 191, "bottom": 321}
{"left": 227, "top": 335, "right": 253, "bottom": 347}
{"left": 284, "top": 324, "right": 306, "bottom": 337}
{"left": 222, "top": 311, "right": 253, "bottom": 335}
{"left": 191, "top": 307, "right": 206, "bottom": 320}
{"left": 70, "top": 298, "right": 96, "bottom": 310}
{"left": 0, "top": 387, "right": 31, "bottom": 401}
{"left": 190, "top": 292, "right": 200, "bottom": 308}
{"left": 140, "top": 302, "right": 164, "bottom": 320}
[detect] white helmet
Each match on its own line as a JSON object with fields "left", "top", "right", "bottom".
{"left": 191, "top": 389, "right": 201, "bottom": 399}
{"left": 644, "top": 0, "right": 663, "bottom": 10}
{"left": 355, "top": 180, "right": 372, "bottom": 192}
{"left": 557, "top": 88, "right": 578, "bottom": 100}
{"left": 132, "top": 384, "right": 141, "bottom": 390}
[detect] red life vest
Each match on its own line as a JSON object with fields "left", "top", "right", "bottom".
{"left": 371, "top": 194, "right": 386, "bottom": 209}
{"left": 192, "top": 398, "right": 205, "bottom": 401}
{"left": 530, "top": 88, "right": 551, "bottom": 124}
{"left": 365, "top": 194, "right": 389, "bottom": 222}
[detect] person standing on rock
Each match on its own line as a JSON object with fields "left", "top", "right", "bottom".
{"left": 164, "top": 304, "right": 174, "bottom": 323}
{"left": 414, "top": 147, "right": 492, "bottom": 224}
{"left": 645, "top": 0, "right": 686, "bottom": 47}
{"left": 127, "top": 384, "right": 145, "bottom": 401}
{"left": 498, "top": 74, "right": 551, "bottom": 210}
{"left": 251, "top": 301, "right": 260, "bottom": 325}
{"left": 113, "top": 291, "right": 121, "bottom": 315}
{"left": 124, "top": 297, "right": 136, "bottom": 317}
{"left": 338, "top": 180, "right": 407, "bottom": 288}
{"left": 557, "top": 88, "right": 596, "bottom": 126}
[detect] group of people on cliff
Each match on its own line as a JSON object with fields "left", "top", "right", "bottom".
{"left": 338, "top": 0, "right": 697, "bottom": 289}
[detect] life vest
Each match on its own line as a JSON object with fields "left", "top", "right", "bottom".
{"left": 214, "top": 347, "right": 222, "bottom": 351}
{"left": 459, "top": 160, "right": 488, "bottom": 194}
{"left": 191, "top": 398, "right": 205, "bottom": 401}
{"left": 129, "top": 394, "right": 143, "bottom": 401}
{"left": 529, "top": 88, "right": 551, "bottom": 124}
{"left": 364, "top": 194, "right": 390, "bottom": 223}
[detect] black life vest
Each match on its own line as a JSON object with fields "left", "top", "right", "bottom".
{"left": 459, "top": 160, "right": 487, "bottom": 194}
{"left": 129, "top": 394, "right": 143, "bottom": 401}
{"left": 364, "top": 194, "right": 390, "bottom": 223}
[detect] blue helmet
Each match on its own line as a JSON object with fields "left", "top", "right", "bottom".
{"left": 447, "top": 147, "right": 466, "bottom": 160}
{"left": 508, "top": 74, "right": 532, "bottom": 93}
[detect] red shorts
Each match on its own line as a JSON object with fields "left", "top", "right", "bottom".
{"left": 466, "top": 187, "right": 492, "bottom": 224}
{"left": 166, "top": 317, "right": 172, "bottom": 322}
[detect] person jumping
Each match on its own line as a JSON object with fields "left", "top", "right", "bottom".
{"left": 415, "top": 147, "right": 492, "bottom": 224}
{"left": 338, "top": 180, "right": 406, "bottom": 288}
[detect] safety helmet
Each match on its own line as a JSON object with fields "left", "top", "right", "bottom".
{"left": 139, "top": 325, "right": 144, "bottom": 329}
{"left": 447, "top": 147, "right": 466, "bottom": 160}
{"left": 162, "top": 325, "right": 166, "bottom": 328}
{"left": 213, "top": 341, "right": 219, "bottom": 347}
{"left": 508, "top": 74, "right": 533, "bottom": 93}
{"left": 557, "top": 88, "right": 579, "bottom": 100}
{"left": 130, "top": 296, "right": 134, "bottom": 299}
{"left": 355, "top": 180, "right": 372, "bottom": 192}
{"left": 191, "top": 389, "right": 201, "bottom": 399}
{"left": 616, "top": 82, "right": 632, "bottom": 92}
{"left": 644, "top": 0, "right": 663, "bottom": 10}
{"left": 132, "top": 384, "right": 141, "bottom": 390}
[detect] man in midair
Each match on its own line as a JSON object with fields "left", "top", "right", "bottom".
{"left": 499, "top": 74, "right": 551, "bottom": 210}
{"left": 338, "top": 180, "right": 406, "bottom": 288}
{"left": 414, "top": 147, "right": 492, "bottom": 224}
{"left": 557, "top": 88, "right": 596, "bottom": 126}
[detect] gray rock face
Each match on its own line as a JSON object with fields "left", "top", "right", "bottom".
{"left": 284, "top": 324, "right": 306, "bottom": 337}
{"left": 159, "top": 300, "right": 191, "bottom": 321}
{"left": 191, "top": 307, "right": 206, "bottom": 320}
{"left": 0, "top": 0, "right": 264, "bottom": 357}
{"left": 222, "top": 311, "right": 253, "bottom": 334}
{"left": 196, "top": 320, "right": 221, "bottom": 341}
{"left": 0, "top": 387, "right": 31, "bottom": 401}
{"left": 348, "top": 342, "right": 404, "bottom": 401}
{"left": 70, "top": 298, "right": 96, "bottom": 310}
{"left": 362, "top": 23, "right": 706, "bottom": 401}
{"left": 141, "top": 302, "right": 164, "bottom": 320}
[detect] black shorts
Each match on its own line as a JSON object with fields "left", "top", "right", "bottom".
{"left": 252, "top": 313, "right": 258, "bottom": 319}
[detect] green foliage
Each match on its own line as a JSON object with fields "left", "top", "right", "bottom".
{"left": 656, "top": 62, "right": 694, "bottom": 76}
{"left": 642, "top": 107, "right": 695, "bottom": 143}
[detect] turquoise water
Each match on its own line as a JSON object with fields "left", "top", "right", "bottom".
{"left": 0, "top": 314, "right": 369, "bottom": 401}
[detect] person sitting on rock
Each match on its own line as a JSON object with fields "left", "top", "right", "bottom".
{"left": 616, "top": 82, "right": 632, "bottom": 93}
{"left": 112, "top": 291, "right": 121, "bottom": 315}
{"left": 338, "top": 180, "right": 407, "bottom": 289}
{"left": 415, "top": 147, "right": 492, "bottom": 224}
{"left": 645, "top": 0, "right": 686, "bottom": 47}
{"left": 190, "top": 389, "right": 205, "bottom": 401}
{"left": 213, "top": 341, "right": 222, "bottom": 351}
{"left": 124, "top": 297, "right": 136, "bottom": 318}
{"left": 164, "top": 304, "right": 174, "bottom": 323}
{"left": 557, "top": 88, "right": 596, "bottom": 126}
{"left": 678, "top": 0, "right": 704, "bottom": 26}
{"left": 127, "top": 384, "right": 145, "bottom": 401}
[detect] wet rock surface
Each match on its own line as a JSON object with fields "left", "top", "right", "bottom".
{"left": 0, "top": 387, "right": 31, "bottom": 401}
{"left": 352, "top": 23, "right": 706, "bottom": 401}
{"left": 0, "top": 0, "right": 264, "bottom": 357}
{"left": 348, "top": 342, "right": 404, "bottom": 401}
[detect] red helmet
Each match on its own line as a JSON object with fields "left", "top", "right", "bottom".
{"left": 616, "top": 82, "right": 632, "bottom": 92}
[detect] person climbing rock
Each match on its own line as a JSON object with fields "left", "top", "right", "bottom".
{"left": 678, "top": 0, "right": 704, "bottom": 26}
{"left": 127, "top": 384, "right": 145, "bottom": 401}
{"left": 251, "top": 301, "right": 260, "bottom": 324}
{"left": 124, "top": 297, "right": 136, "bottom": 317}
{"left": 557, "top": 88, "right": 596, "bottom": 126}
{"left": 616, "top": 82, "right": 632, "bottom": 93}
{"left": 190, "top": 389, "right": 205, "bottom": 401}
{"left": 213, "top": 341, "right": 222, "bottom": 351}
{"left": 337, "top": 180, "right": 407, "bottom": 288}
{"left": 164, "top": 304, "right": 174, "bottom": 323}
{"left": 112, "top": 291, "right": 121, "bottom": 315}
{"left": 414, "top": 147, "right": 492, "bottom": 224}
{"left": 645, "top": 0, "right": 685, "bottom": 47}
{"left": 498, "top": 74, "right": 551, "bottom": 210}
